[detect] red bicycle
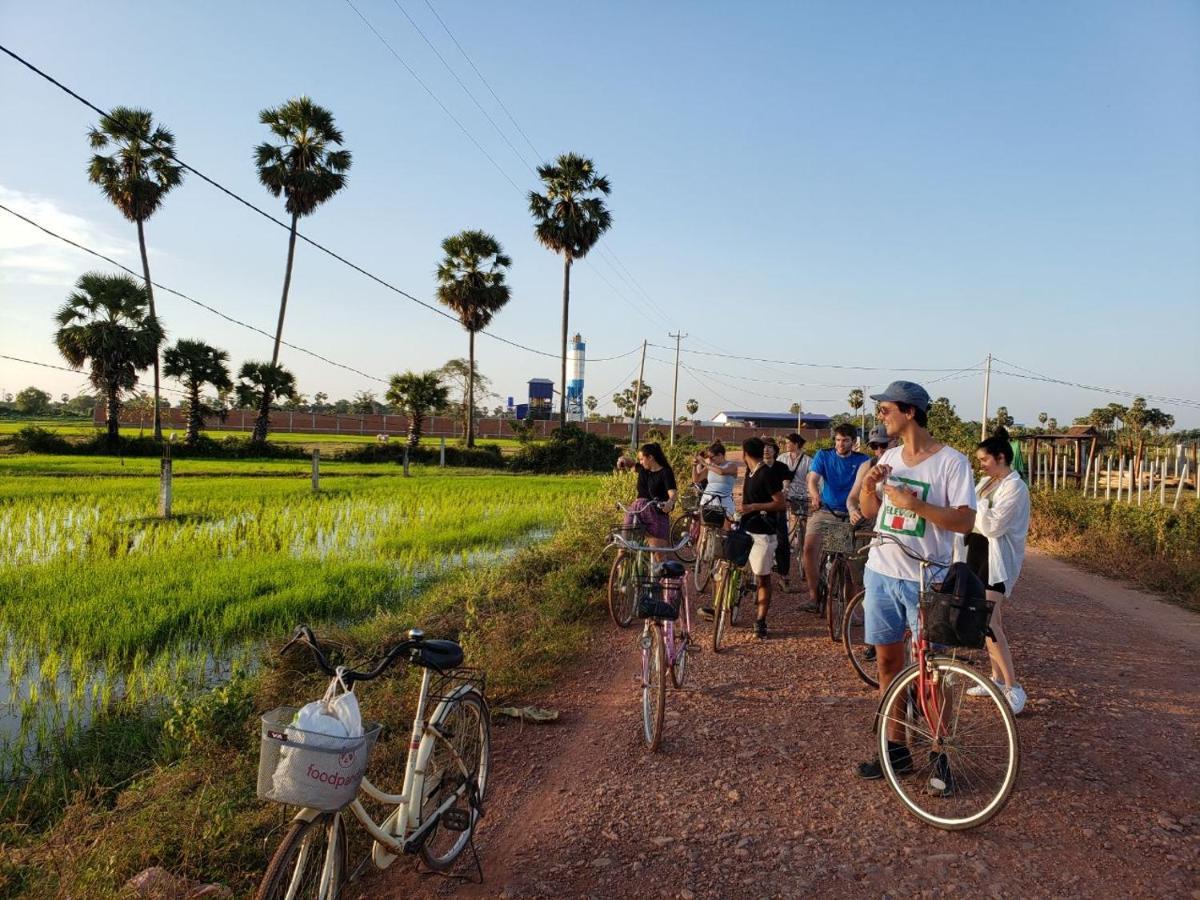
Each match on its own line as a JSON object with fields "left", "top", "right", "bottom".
{"left": 869, "top": 534, "right": 1020, "bottom": 830}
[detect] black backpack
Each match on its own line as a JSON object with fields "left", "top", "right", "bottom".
{"left": 921, "top": 562, "right": 994, "bottom": 649}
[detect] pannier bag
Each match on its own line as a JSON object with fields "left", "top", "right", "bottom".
{"left": 714, "top": 529, "right": 753, "bottom": 567}
{"left": 920, "top": 561, "right": 994, "bottom": 649}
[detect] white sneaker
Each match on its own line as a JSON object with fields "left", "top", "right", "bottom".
{"left": 966, "top": 676, "right": 1003, "bottom": 698}
{"left": 1003, "top": 684, "right": 1027, "bottom": 716}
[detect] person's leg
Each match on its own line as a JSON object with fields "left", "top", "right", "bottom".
{"left": 856, "top": 569, "right": 914, "bottom": 774}
{"left": 985, "top": 592, "right": 1017, "bottom": 688}
{"left": 875, "top": 641, "right": 909, "bottom": 742}
{"left": 803, "top": 529, "right": 823, "bottom": 600}
{"left": 774, "top": 513, "right": 790, "bottom": 580}
{"left": 757, "top": 574, "right": 772, "bottom": 621}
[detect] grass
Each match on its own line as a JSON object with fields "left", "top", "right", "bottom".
{"left": 0, "top": 461, "right": 602, "bottom": 777}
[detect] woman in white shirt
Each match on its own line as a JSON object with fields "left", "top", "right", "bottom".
{"left": 956, "top": 428, "right": 1030, "bottom": 715}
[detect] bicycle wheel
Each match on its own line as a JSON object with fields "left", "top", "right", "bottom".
{"left": 642, "top": 625, "right": 667, "bottom": 750}
{"left": 607, "top": 553, "right": 636, "bottom": 628}
{"left": 256, "top": 812, "right": 345, "bottom": 900}
{"left": 671, "top": 515, "right": 696, "bottom": 563}
{"left": 790, "top": 515, "right": 806, "bottom": 581}
{"left": 693, "top": 528, "right": 715, "bottom": 593}
{"left": 419, "top": 689, "right": 492, "bottom": 870}
{"left": 842, "top": 590, "right": 878, "bottom": 689}
{"left": 827, "top": 558, "right": 852, "bottom": 643}
{"left": 877, "top": 660, "right": 1020, "bottom": 830}
{"left": 728, "top": 568, "right": 744, "bottom": 626}
{"left": 711, "top": 569, "right": 728, "bottom": 653}
{"left": 668, "top": 618, "right": 689, "bottom": 689}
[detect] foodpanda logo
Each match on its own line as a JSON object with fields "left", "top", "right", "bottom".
{"left": 338, "top": 750, "right": 356, "bottom": 769}
{"left": 306, "top": 764, "right": 353, "bottom": 789}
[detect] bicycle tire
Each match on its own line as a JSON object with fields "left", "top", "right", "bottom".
{"left": 668, "top": 618, "right": 689, "bottom": 689}
{"left": 711, "top": 568, "right": 728, "bottom": 653}
{"left": 607, "top": 553, "right": 636, "bottom": 628}
{"left": 841, "top": 590, "right": 878, "bottom": 689}
{"left": 693, "top": 528, "right": 715, "bottom": 593}
{"left": 642, "top": 625, "right": 667, "bottom": 751}
{"left": 790, "top": 515, "right": 806, "bottom": 581}
{"left": 728, "top": 568, "right": 744, "bottom": 626}
{"left": 418, "top": 689, "right": 492, "bottom": 870}
{"left": 256, "top": 812, "right": 345, "bottom": 900}
{"left": 877, "top": 660, "right": 1020, "bottom": 831}
{"left": 671, "top": 515, "right": 696, "bottom": 563}
{"left": 827, "top": 558, "right": 852, "bottom": 643}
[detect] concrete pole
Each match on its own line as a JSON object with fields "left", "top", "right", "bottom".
{"left": 158, "top": 457, "right": 172, "bottom": 519}
{"left": 403, "top": 445, "right": 410, "bottom": 477}
{"left": 439, "top": 437, "right": 446, "bottom": 468}
{"left": 311, "top": 448, "right": 320, "bottom": 492}
{"left": 980, "top": 353, "right": 992, "bottom": 441}
{"left": 1105, "top": 456, "right": 1112, "bottom": 500}
{"left": 668, "top": 331, "right": 686, "bottom": 446}
{"left": 631, "top": 339, "right": 648, "bottom": 451}
{"left": 1174, "top": 463, "right": 1188, "bottom": 511}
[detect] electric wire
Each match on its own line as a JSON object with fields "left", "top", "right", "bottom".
{"left": 1, "top": 353, "right": 190, "bottom": 398}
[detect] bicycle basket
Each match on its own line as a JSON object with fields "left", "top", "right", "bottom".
{"left": 714, "top": 529, "right": 753, "bottom": 567}
{"left": 920, "top": 562, "right": 994, "bottom": 649}
{"left": 701, "top": 505, "right": 727, "bottom": 527}
{"left": 635, "top": 575, "right": 681, "bottom": 620}
{"left": 820, "top": 520, "right": 857, "bottom": 555}
{"left": 615, "top": 523, "right": 646, "bottom": 543}
{"left": 425, "top": 667, "right": 487, "bottom": 709}
{"left": 257, "top": 707, "right": 382, "bottom": 810}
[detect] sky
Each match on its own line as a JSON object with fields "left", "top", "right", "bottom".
{"left": 1, "top": 0, "right": 1198, "bottom": 428}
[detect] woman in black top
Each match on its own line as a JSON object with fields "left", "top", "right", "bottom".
{"left": 761, "top": 437, "right": 793, "bottom": 585}
{"left": 623, "top": 442, "right": 677, "bottom": 546}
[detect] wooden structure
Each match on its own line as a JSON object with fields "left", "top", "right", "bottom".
{"left": 1017, "top": 425, "right": 1101, "bottom": 489}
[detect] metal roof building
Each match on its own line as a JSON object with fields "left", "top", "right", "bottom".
{"left": 712, "top": 410, "right": 833, "bottom": 427}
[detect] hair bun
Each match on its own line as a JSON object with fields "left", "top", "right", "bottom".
{"left": 993, "top": 426, "right": 1010, "bottom": 441}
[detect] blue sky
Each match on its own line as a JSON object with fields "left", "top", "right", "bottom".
{"left": 2, "top": 0, "right": 1197, "bottom": 427}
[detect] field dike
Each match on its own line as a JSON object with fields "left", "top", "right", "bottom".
{"left": 0, "top": 473, "right": 629, "bottom": 898}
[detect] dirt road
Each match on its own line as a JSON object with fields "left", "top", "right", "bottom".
{"left": 367, "top": 551, "right": 1200, "bottom": 899}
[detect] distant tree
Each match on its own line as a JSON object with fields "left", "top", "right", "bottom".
{"left": 54, "top": 272, "right": 162, "bottom": 443}
{"left": 927, "top": 396, "right": 977, "bottom": 453}
{"left": 253, "top": 96, "right": 351, "bottom": 442}
{"left": 87, "top": 107, "right": 184, "bottom": 440}
{"left": 1038, "top": 411, "right": 1048, "bottom": 429}
{"left": 15, "top": 387, "right": 52, "bottom": 415}
{"left": 1124, "top": 397, "right": 1174, "bottom": 477}
{"left": 235, "top": 361, "right": 297, "bottom": 415}
{"left": 438, "top": 359, "right": 494, "bottom": 427}
{"left": 585, "top": 395, "right": 598, "bottom": 415}
{"left": 613, "top": 380, "right": 652, "bottom": 420}
{"left": 352, "top": 391, "right": 378, "bottom": 415}
{"left": 528, "top": 152, "right": 612, "bottom": 424}
{"left": 386, "top": 370, "right": 449, "bottom": 448}
{"left": 686, "top": 398, "right": 700, "bottom": 419}
{"left": 1046, "top": 417, "right": 1058, "bottom": 432}
{"left": 435, "top": 229, "right": 512, "bottom": 446}
{"left": 333, "top": 398, "right": 352, "bottom": 414}
{"left": 312, "top": 391, "right": 329, "bottom": 413}
{"left": 162, "top": 339, "right": 232, "bottom": 444}
{"left": 994, "top": 406, "right": 1015, "bottom": 429}
{"left": 848, "top": 389, "right": 864, "bottom": 416}
{"left": 65, "top": 392, "right": 98, "bottom": 417}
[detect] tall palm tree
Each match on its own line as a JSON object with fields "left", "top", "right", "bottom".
{"left": 162, "top": 339, "right": 232, "bottom": 444}
{"left": 235, "top": 361, "right": 298, "bottom": 424}
{"left": 386, "top": 371, "right": 449, "bottom": 449}
{"left": 528, "top": 153, "right": 612, "bottom": 425}
{"left": 87, "top": 107, "right": 184, "bottom": 441}
{"left": 435, "top": 230, "right": 512, "bottom": 447}
{"left": 53, "top": 273, "right": 162, "bottom": 444}
{"left": 254, "top": 96, "right": 352, "bottom": 442}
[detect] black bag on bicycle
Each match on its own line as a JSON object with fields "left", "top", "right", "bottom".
{"left": 921, "top": 562, "right": 993, "bottom": 649}
{"left": 701, "top": 504, "right": 727, "bottom": 527}
{"left": 714, "top": 528, "right": 753, "bottom": 567}
{"left": 636, "top": 581, "right": 680, "bottom": 620}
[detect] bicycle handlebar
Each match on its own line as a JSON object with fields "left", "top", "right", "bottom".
{"left": 858, "top": 531, "right": 950, "bottom": 568}
{"left": 281, "top": 624, "right": 423, "bottom": 685}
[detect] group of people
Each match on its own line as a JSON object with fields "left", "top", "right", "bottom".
{"left": 618, "top": 379, "right": 1031, "bottom": 782}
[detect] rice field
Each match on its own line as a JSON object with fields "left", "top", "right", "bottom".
{"left": 0, "top": 456, "right": 602, "bottom": 774}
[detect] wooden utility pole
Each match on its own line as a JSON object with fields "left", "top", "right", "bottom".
{"left": 631, "top": 340, "right": 647, "bottom": 451}
{"left": 668, "top": 331, "right": 686, "bottom": 445}
{"left": 980, "top": 353, "right": 992, "bottom": 440}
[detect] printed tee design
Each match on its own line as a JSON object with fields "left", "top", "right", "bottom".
{"left": 878, "top": 475, "right": 931, "bottom": 538}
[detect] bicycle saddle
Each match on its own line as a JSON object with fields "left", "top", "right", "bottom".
{"left": 414, "top": 639, "right": 464, "bottom": 671}
{"left": 654, "top": 560, "right": 687, "bottom": 579}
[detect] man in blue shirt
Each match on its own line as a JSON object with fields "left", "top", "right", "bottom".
{"left": 802, "top": 424, "right": 870, "bottom": 606}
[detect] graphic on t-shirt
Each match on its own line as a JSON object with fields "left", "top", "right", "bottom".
{"left": 878, "top": 475, "right": 930, "bottom": 538}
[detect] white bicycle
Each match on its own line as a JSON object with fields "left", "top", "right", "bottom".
{"left": 256, "top": 625, "right": 490, "bottom": 898}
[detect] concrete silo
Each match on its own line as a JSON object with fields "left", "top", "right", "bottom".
{"left": 566, "top": 333, "right": 586, "bottom": 422}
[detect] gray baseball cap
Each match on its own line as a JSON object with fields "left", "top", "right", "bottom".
{"left": 867, "top": 425, "right": 890, "bottom": 445}
{"left": 870, "top": 380, "right": 931, "bottom": 412}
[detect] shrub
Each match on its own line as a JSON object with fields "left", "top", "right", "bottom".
{"left": 510, "top": 424, "right": 621, "bottom": 473}
{"left": 11, "top": 426, "right": 75, "bottom": 454}
{"left": 337, "top": 441, "right": 504, "bottom": 468}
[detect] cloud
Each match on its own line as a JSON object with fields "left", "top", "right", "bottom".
{"left": 0, "top": 185, "right": 137, "bottom": 288}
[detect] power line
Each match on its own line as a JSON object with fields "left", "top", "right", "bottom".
{"left": 0, "top": 42, "right": 589, "bottom": 364}
{"left": 0, "top": 203, "right": 389, "bottom": 384}
{"left": 989, "top": 359, "right": 1200, "bottom": 410}
{"left": 648, "top": 343, "right": 976, "bottom": 373}
{"left": 1, "top": 354, "right": 190, "bottom": 398}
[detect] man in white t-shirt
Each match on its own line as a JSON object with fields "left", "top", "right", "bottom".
{"left": 852, "top": 381, "right": 977, "bottom": 785}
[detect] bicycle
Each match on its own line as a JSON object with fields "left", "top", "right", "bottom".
{"left": 669, "top": 486, "right": 701, "bottom": 565}
{"left": 708, "top": 525, "right": 752, "bottom": 653}
{"left": 629, "top": 557, "right": 694, "bottom": 751}
{"left": 841, "top": 588, "right": 880, "bottom": 688}
{"left": 865, "top": 535, "right": 1020, "bottom": 830}
{"left": 607, "top": 512, "right": 691, "bottom": 628}
{"left": 691, "top": 499, "right": 728, "bottom": 593}
{"left": 256, "top": 625, "right": 490, "bottom": 898}
{"left": 786, "top": 496, "right": 808, "bottom": 582}
{"left": 813, "top": 513, "right": 861, "bottom": 642}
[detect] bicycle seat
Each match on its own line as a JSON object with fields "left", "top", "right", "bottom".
{"left": 414, "top": 639, "right": 464, "bottom": 670}
{"left": 655, "top": 560, "right": 687, "bottom": 579}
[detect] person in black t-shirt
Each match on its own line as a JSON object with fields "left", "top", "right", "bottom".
{"left": 739, "top": 437, "right": 787, "bottom": 638}
{"left": 761, "top": 437, "right": 794, "bottom": 587}
{"left": 618, "top": 442, "right": 677, "bottom": 547}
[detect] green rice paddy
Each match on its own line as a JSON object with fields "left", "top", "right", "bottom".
{"left": 0, "top": 455, "right": 601, "bottom": 774}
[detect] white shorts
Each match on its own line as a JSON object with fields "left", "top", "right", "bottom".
{"left": 748, "top": 533, "right": 778, "bottom": 577}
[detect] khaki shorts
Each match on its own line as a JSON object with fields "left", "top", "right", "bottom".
{"left": 748, "top": 533, "right": 778, "bottom": 577}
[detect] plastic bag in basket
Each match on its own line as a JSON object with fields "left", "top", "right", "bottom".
{"left": 272, "top": 685, "right": 362, "bottom": 798}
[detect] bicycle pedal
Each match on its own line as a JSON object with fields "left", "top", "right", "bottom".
{"left": 441, "top": 808, "right": 471, "bottom": 832}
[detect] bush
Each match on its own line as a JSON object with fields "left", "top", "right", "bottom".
{"left": 510, "top": 424, "right": 622, "bottom": 473}
{"left": 11, "top": 426, "right": 75, "bottom": 454}
{"left": 337, "top": 441, "right": 505, "bottom": 468}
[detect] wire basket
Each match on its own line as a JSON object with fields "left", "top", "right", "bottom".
{"left": 820, "top": 520, "right": 858, "bottom": 555}
{"left": 680, "top": 487, "right": 701, "bottom": 515}
{"left": 634, "top": 575, "right": 682, "bottom": 620}
{"left": 426, "top": 667, "right": 487, "bottom": 709}
{"left": 614, "top": 523, "right": 647, "bottom": 544}
{"left": 257, "top": 707, "right": 383, "bottom": 811}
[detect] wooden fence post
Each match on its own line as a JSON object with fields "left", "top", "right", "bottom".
{"left": 312, "top": 448, "right": 320, "bottom": 492}
{"left": 1160, "top": 461, "right": 1167, "bottom": 506}
{"left": 1174, "top": 463, "right": 1188, "bottom": 511}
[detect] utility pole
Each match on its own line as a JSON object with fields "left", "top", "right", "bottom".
{"left": 861, "top": 384, "right": 868, "bottom": 436}
{"left": 631, "top": 339, "right": 647, "bottom": 451}
{"left": 981, "top": 353, "right": 992, "bottom": 440}
{"left": 668, "top": 331, "right": 687, "bottom": 445}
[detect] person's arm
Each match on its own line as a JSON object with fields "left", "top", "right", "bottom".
{"left": 710, "top": 459, "right": 738, "bottom": 475}
{"left": 744, "top": 488, "right": 787, "bottom": 515}
{"left": 973, "top": 478, "right": 1028, "bottom": 538}
{"left": 859, "top": 463, "right": 888, "bottom": 520}
{"left": 847, "top": 460, "right": 871, "bottom": 523}
{"left": 806, "top": 471, "right": 822, "bottom": 509}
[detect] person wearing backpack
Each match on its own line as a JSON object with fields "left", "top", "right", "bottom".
{"left": 738, "top": 437, "right": 788, "bottom": 639}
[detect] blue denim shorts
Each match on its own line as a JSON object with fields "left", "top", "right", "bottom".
{"left": 863, "top": 567, "right": 921, "bottom": 645}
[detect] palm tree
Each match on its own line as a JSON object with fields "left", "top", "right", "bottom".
{"left": 87, "top": 107, "right": 184, "bottom": 441}
{"left": 435, "top": 230, "right": 512, "bottom": 447}
{"left": 54, "top": 273, "right": 162, "bottom": 444}
{"left": 162, "top": 339, "right": 232, "bottom": 444}
{"left": 254, "top": 96, "right": 352, "bottom": 442}
{"left": 686, "top": 398, "right": 700, "bottom": 419}
{"left": 585, "top": 395, "right": 598, "bottom": 417}
{"left": 386, "top": 371, "right": 450, "bottom": 448}
{"left": 235, "top": 361, "right": 298, "bottom": 423}
{"left": 528, "top": 153, "right": 612, "bottom": 425}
